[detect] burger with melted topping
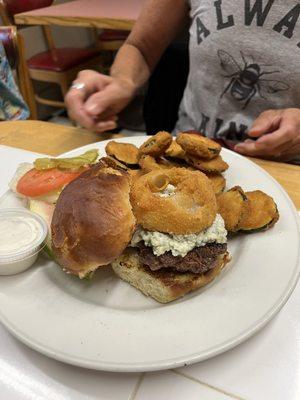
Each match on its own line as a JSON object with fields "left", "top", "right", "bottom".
{"left": 112, "top": 169, "right": 230, "bottom": 303}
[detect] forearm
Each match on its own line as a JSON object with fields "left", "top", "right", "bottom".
{"left": 110, "top": 43, "right": 151, "bottom": 94}
{"left": 110, "top": 0, "right": 189, "bottom": 93}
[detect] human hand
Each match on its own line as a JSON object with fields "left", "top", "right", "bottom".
{"left": 234, "top": 109, "right": 300, "bottom": 161}
{"left": 65, "top": 70, "right": 136, "bottom": 133}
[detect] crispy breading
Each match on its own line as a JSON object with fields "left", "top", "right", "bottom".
{"left": 206, "top": 173, "right": 226, "bottom": 195}
{"left": 238, "top": 190, "right": 279, "bottom": 232}
{"left": 139, "top": 131, "right": 172, "bottom": 157}
{"left": 186, "top": 154, "right": 229, "bottom": 173}
{"left": 177, "top": 132, "right": 221, "bottom": 160}
{"left": 105, "top": 141, "right": 139, "bottom": 166}
{"left": 165, "top": 140, "right": 186, "bottom": 159}
{"left": 217, "top": 186, "right": 248, "bottom": 232}
{"left": 131, "top": 167, "right": 217, "bottom": 234}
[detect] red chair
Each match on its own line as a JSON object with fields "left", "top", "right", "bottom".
{"left": 97, "top": 29, "right": 129, "bottom": 51}
{"left": 0, "top": 0, "right": 101, "bottom": 119}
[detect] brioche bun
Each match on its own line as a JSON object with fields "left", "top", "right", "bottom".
{"left": 112, "top": 248, "right": 230, "bottom": 303}
{"left": 51, "top": 163, "right": 135, "bottom": 278}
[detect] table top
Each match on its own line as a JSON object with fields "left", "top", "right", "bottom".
{"left": 14, "top": 0, "right": 144, "bottom": 29}
{"left": 1, "top": 120, "right": 299, "bottom": 208}
{"left": 0, "top": 120, "right": 300, "bottom": 400}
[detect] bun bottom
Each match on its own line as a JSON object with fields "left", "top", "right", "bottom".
{"left": 112, "top": 248, "right": 230, "bottom": 303}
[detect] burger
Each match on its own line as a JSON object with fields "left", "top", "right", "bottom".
{"left": 50, "top": 160, "right": 229, "bottom": 302}
{"left": 112, "top": 167, "right": 229, "bottom": 303}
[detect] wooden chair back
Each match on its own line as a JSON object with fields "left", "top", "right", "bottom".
{"left": 0, "top": 25, "right": 18, "bottom": 69}
{"left": 0, "top": 0, "right": 12, "bottom": 25}
{"left": 0, "top": 0, "right": 56, "bottom": 54}
{"left": 0, "top": 25, "right": 37, "bottom": 118}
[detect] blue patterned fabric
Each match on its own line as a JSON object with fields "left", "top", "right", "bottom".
{"left": 0, "top": 42, "right": 29, "bottom": 120}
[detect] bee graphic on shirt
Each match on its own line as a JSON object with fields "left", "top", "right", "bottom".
{"left": 218, "top": 50, "right": 290, "bottom": 109}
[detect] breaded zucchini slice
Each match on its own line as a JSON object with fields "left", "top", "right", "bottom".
{"left": 217, "top": 186, "right": 248, "bottom": 232}
{"left": 165, "top": 140, "right": 186, "bottom": 159}
{"left": 139, "top": 131, "right": 172, "bottom": 157}
{"left": 238, "top": 190, "right": 279, "bottom": 233}
{"left": 206, "top": 173, "right": 226, "bottom": 195}
{"left": 186, "top": 154, "right": 229, "bottom": 173}
{"left": 176, "top": 132, "right": 221, "bottom": 160}
{"left": 105, "top": 141, "right": 139, "bottom": 166}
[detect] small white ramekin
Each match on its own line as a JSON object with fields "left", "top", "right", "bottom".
{"left": 0, "top": 208, "right": 48, "bottom": 275}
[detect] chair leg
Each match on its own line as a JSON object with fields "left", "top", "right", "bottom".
{"left": 59, "top": 77, "right": 77, "bottom": 125}
{"left": 59, "top": 78, "right": 70, "bottom": 100}
{"left": 17, "top": 33, "right": 38, "bottom": 120}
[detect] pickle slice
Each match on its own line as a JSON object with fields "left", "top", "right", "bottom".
{"left": 217, "top": 186, "right": 248, "bottom": 232}
{"left": 238, "top": 190, "right": 279, "bottom": 233}
{"left": 34, "top": 149, "right": 99, "bottom": 171}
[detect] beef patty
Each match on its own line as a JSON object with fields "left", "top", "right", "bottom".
{"left": 137, "top": 242, "right": 227, "bottom": 274}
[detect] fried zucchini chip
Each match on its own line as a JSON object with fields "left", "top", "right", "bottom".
{"left": 139, "top": 131, "right": 172, "bottom": 157}
{"left": 138, "top": 155, "right": 182, "bottom": 173}
{"left": 176, "top": 132, "right": 221, "bottom": 160}
{"left": 158, "top": 157, "right": 191, "bottom": 169}
{"left": 206, "top": 173, "right": 226, "bottom": 194}
{"left": 217, "top": 186, "right": 248, "bottom": 232}
{"left": 98, "top": 156, "right": 129, "bottom": 172}
{"left": 238, "top": 190, "right": 279, "bottom": 233}
{"left": 105, "top": 141, "right": 139, "bottom": 166}
{"left": 165, "top": 140, "right": 186, "bottom": 159}
{"left": 139, "top": 155, "right": 163, "bottom": 173}
{"left": 186, "top": 154, "right": 229, "bottom": 173}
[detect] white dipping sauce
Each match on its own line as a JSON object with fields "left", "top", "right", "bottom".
{"left": 0, "top": 216, "right": 42, "bottom": 255}
{"left": 0, "top": 209, "right": 48, "bottom": 275}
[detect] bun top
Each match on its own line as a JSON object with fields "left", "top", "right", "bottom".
{"left": 51, "top": 163, "right": 135, "bottom": 278}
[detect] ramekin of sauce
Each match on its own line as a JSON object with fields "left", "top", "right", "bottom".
{"left": 0, "top": 209, "right": 48, "bottom": 275}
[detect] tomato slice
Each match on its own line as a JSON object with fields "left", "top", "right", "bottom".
{"left": 17, "top": 168, "right": 83, "bottom": 197}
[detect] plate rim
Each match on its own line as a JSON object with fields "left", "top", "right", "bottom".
{"left": 0, "top": 136, "right": 299, "bottom": 372}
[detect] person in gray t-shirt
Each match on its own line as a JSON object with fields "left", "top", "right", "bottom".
{"left": 66, "top": 0, "right": 300, "bottom": 162}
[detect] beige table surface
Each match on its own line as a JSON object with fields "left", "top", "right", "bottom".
{"left": 14, "top": 0, "right": 144, "bottom": 30}
{"left": 1, "top": 120, "right": 299, "bottom": 209}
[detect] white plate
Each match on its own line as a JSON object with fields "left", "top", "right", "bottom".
{"left": 0, "top": 136, "right": 299, "bottom": 372}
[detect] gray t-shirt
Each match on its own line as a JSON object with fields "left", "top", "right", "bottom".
{"left": 175, "top": 0, "right": 300, "bottom": 143}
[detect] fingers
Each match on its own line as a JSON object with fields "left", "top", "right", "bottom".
{"left": 84, "top": 84, "right": 121, "bottom": 118}
{"left": 255, "top": 126, "right": 295, "bottom": 148}
{"left": 65, "top": 70, "right": 112, "bottom": 129}
{"left": 234, "top": 138, "right": 283, "bottom": 158}
{"left": 248, "top": 110, "right": 282, "bottom": 138}
{"left": 235, "top": 124, "right": 298, "bottom": 158}
{"left": 94, "top": 120, "right": 118, "bottom": 133}
{"left": 66, "top": 90, "right": 96, "bottom": 129}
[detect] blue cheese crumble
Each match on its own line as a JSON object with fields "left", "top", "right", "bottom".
{"left": 131, "top": 214, "right": 227, "bottom": 257}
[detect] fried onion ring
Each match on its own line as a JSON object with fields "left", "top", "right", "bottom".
{"left": 131, "top": 167, "right": 217, "bottom": 234}
{"left": 139, "top": 131, "right": 172, "bottom": 157}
